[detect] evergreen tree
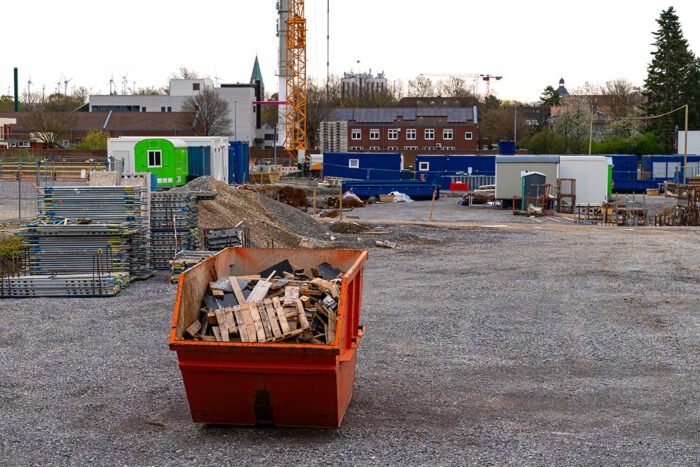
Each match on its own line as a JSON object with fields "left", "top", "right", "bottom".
{"left": 686, "top": 58, "right": 700, "bottom": 131}
{"left": 540, "top": 85, "right": 561, "bottom": 106}
{"left": 643, "top": 6, "right": 695, "bottom": 153}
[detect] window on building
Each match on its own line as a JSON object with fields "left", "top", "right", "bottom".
{"left": 388, "top": 129, "right": 399, "bottom": 140}
{"left": 387, "top": 146, "right": 398, "bottom": 151}
{"left": 419, "top": 161, "right": 430, "bottom": 171}
{"left": 369, "top": 129, "right": 380, "bottom": 140}
{"left": 350, "top": 146, "right": 363, "bottom": 151}
{"left": 161, "top": 107, "right": 166, "bottom": 112}
{"left": 18, "top": 141, "right": 30, "bottom": 148}
{"left": 465, "top": 131, "right": 473, "bottom": 140}
{"left": 369, "top": 146, "right": 380, "bottom": 150}
{"left": 403, "top": 146, "right": 418, "bottom": 151}
{"left": 425, "top": 129, "right": 435, "bottom": 140}
{"left": 349, "top": 158, "right": 359, "bottom": 168}
{"left": 141, "top": 107, "right": 147, "bottom": 112}
{"left": 406, "top": 129, "right": 416, "bottom": 140}
{"left": 443, "top": 129, "right": 453, "bottom": 140}
{"left": 193, "top": 83, "right": 200, "bottom": 91}
{"left": 167, "top": 107, "right": 172, "bottom": 112}
{"left": 351, "top": 129, "right": 361, "bottom": 140}
{"left": 147, "top": 150, "right": 162, "bottom": 168}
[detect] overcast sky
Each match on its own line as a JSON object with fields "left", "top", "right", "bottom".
{"left": 2, "top": 0, "right": 699, "bottom": 103}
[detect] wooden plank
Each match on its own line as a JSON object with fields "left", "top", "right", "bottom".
{"left": 199, "top": 335, "right": 216, "bottom": 342}
{"left": 272, "top": 297, "right": 290, "bottom": 334}
{"left": 225, "top": 309, "right": 237, "bottom": 335}
{"left": 259, "top": 301, "right": 273, "bottom": 340}
{"left": 233, "top": 306, "right": 250, "bottom": 342}
{"left": 248, "top": 302, "right": 267, "bottom": 342}
{"left": 184, "top": 319, "right": 202, "bottom": 339}
{"left": 237, "top": 274, "right": 261, "bottom": 281}
{"left": 246, "top": 280, "right": 273, "bottom": 303}
{"left": 295, "top": 299, "right": 310, "bottom": 330}
{"left": 206, "top": 312, "right": 218, "bottom": 325}
{"left": 264, "top": 299, "right": 283, "bottom": 339}
{"left": 209, "top": 282, "right": 225, "bottom": 297}
{"left": 228, "top": 276, "right": 246, "bottom": 305}
{"left": 328, "top": 309, "right": 337, "bottom": 344}
{"left": 239, "top": 304, "right": 257, "bottom": 343}
{"left": 215, "top": 309, "right": 229, "bottom": 342}
{"left": 212, "top": 326, "right": 222, "bottom": 342}
{"left": 284, "top": 286, "right": 300, "bottom": 305}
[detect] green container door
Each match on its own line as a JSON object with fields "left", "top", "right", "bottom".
{"left": 134, "top": 139, "right": 189, "bottom": 188}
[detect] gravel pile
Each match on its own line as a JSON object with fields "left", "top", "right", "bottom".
{"left": 173, "top": 177, "right": 329, "bottom": 248}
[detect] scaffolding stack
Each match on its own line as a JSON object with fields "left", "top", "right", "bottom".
{"left": 151, "top": 192, "right": 201, "bottom": 270}
{"left": 36, "top": 185, "right": 152, "bottom": 278}
{"left": 0, "top": 273, "right": 130, "bottom": 298}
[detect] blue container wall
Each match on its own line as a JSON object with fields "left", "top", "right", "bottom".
{"left": 342, "top": 180, "right": 439, "bottom": 200}
{"left": 416, "top": 155, "right": 492, "bottom": 190}
{"left": 499, "top": 141, "right": 516, "bottom": 155}
{"left": 641, "top": 154, "right": 700, "bottom": 182}
{"left": 187, "top": 146, "right": 211, "bottom": 177}
{"left": 323, "top": 152, "right": 402, "bottom": 180}
{"left": 228, "top": 141, "right": 250, "bottom": 184}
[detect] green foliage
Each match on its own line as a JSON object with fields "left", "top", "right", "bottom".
{"left": 520, "top": 128, "right": 567, "bottom": 154}
{"left": 540, "top": 85, "right": 561, "bottom": 106}
{"left": 589, "top": 132, "right": 664, "bottom": 156}
{"left": 631, "top": 131, "right": 665, "bottom": 155}
{"left": 643, "top": 6, "right": 696, "bottom": 152}
{"left": 75, "top": 130, "right": 110, "bottom": 149}
{"left": 0, "top": 235, "right": 24, "bottom": 259}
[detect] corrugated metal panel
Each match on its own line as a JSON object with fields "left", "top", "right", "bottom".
{"left": 323, "top": 152, "right": 402, "bottom": 180}
{"left": 496, "top": 155, "right": 560, "bottom": 164}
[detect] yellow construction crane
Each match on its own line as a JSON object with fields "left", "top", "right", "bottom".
{"left": 285, "top": 0, "right": 307, "bottom": 162}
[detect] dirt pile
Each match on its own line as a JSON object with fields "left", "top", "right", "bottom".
{"left": 172, "top": 177, "right": 329, "bottom": 248}
{"left": 256, "top": 185, "right": 309, "bottom": 208}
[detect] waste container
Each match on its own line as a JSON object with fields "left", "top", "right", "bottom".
{"left": 169, "top": 247, "right": 368, "bottom": 427}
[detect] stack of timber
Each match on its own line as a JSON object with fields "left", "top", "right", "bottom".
{"left": 150, "top": 192, "right": 201, "bottom": 269}
{"left": 0, "top": 272, "right": 130, "bottom": 297}
{"left": 38, "top": 185, "right": 151, "bottom": 277}
{"left": 168, "top": 250, "right": 216, "bottom": 283}
{"left": 184, "top": 260, "right": 344, "bottom": 344}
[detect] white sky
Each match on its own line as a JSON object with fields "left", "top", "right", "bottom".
{"left": 2, "top": 0, "right": 699, "bottom": 103}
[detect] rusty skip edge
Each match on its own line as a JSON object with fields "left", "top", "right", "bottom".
{"left": 168, "top": 248, "right": 368, "bottom": 354}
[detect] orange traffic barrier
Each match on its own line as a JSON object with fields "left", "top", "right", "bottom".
{"left": 169, "top": 247, "right": 368, "bottom": 428}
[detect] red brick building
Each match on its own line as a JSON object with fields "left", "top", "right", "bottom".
{"left": 319, "top": 107, "right": 479, "bottom": 153}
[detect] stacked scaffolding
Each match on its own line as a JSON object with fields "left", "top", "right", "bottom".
{"left": 151, "top": 192, "right": 201, "bottom": 270}
{"left": 0, "top": 273, "right": 130, "bottom": 298}
{"left": 35, "top": 186, "right": 152, "bottom": 278}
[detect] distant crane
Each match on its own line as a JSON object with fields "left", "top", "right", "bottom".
{"left": 421, "top": 73, "right": 503, "bottom": 96}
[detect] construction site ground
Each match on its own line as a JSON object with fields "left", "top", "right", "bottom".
{"left": 3, "top": 199, "right": 700, "bottom": 464}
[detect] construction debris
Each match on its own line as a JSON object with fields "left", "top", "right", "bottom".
{"left": 184, "top": 261, "right": 344, "bottom": 344}
{"left": 168, "top": 250, "right": 216, "bottom": 283}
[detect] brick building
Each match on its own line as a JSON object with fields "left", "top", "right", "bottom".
{"left": 320, "top": 107, "right": 479, "bottom": 153}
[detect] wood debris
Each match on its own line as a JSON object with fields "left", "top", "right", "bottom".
{"left": 184, "top": 261, "right": 344, "bottom": 344}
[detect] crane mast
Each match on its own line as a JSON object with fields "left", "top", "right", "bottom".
{"left": 285, "top": 0, "right": 307, "bottom": 162}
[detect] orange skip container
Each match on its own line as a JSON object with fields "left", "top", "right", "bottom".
{"left": 169, "top": 248, "right": 368, "bottom": 428}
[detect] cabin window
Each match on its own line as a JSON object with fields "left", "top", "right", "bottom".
{"left": 419, "top": 161, "right": 430, "bottom": 171}
{"left": 349, "top": 159, "right": 359, "bottom": 169}
{"left": 148, "top": 150, "right": 162, "bottom": 168}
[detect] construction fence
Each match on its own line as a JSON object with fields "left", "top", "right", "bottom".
{"left": 0, "top": 159, "right": 108, "bottom": 222}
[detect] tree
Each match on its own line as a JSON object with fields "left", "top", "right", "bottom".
{"left": 520, "top": 128, "right": 567, "bottom": 154}
{"left": 553, "top": 95, "right": 593, "bottom": 153}
{"left": 134, "top": 86, "right": 167, "bottom": 96}
{"left": 75, "top": 130, "right": 110, "bottom": 149}
{"left": 307, "top": 77, "right": 341, "bottom": 149}
{"left": 181, "top": 89, "right": 232, "bottom": 136}
{"left": 643, "top": 6, "right": 696, "bottom": 152}
{"left": 540, "top": 85, "right": 561, "bottom": 106}
{"left": 686, "top": 58, "right": 700, "bottom": 130}
{"left": 436, "top": 76, "right": 472, "bottom": 98}
{"left": 479, "top": 105, "right": 530, "bottom": 147}
{"left": 407, "top": 75, "right": 434, "bottom": 97}
{"left": 20, "top": 110, "right": 75, "bottom": 148}
{"left": 171, "top": 67, "right": 201, "bottom": 80}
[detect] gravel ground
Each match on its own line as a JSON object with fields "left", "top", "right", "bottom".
{"left": 2, "top": 222, "right": 700, "bottom": 465}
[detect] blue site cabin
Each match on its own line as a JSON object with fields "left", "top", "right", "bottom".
{"left": 415, "top": 154, "right": 496, "bottom": 190}
{"left": 322, "top": 152, "right": 403, "bottom": 180}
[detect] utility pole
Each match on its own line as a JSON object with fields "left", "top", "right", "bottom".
{"left": 684, "top": 104, "right": 689, "bottom": 184}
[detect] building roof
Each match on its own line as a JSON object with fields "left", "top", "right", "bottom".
{"left": 328, "top": 107, "right": 476, "bottom": 124}
{"left": 557, "top": 77, "right": 569, "bottom": 97}
{"left": 0, "top": 111, "right": 196, "bottom": 133}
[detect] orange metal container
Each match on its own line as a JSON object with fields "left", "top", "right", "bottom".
{"left": 169, "top": 248, "right": 368, "bottom": 428}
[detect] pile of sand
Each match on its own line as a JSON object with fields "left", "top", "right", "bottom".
{"left": 173, "top": 177, "right": 329, "bottom": 248}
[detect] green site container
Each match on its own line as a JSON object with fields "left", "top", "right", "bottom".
{"left": 134, "top": 138, "right": 189, "bottom": 188}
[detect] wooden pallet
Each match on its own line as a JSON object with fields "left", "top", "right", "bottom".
{"left": 189, "top": 298, "right": 311, "bottom": 343}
